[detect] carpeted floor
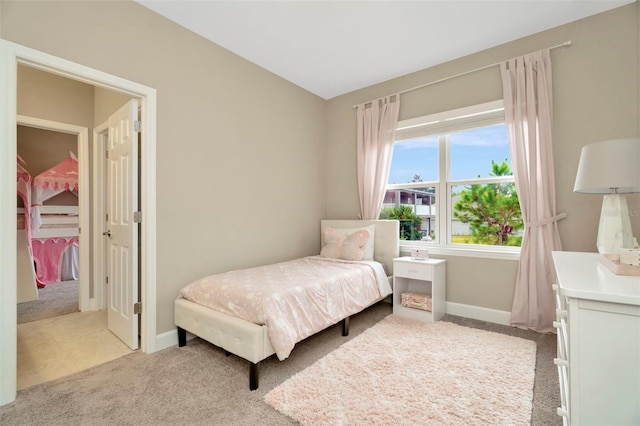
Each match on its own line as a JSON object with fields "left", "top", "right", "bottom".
{"left": 0, "top": 302, "right": 561, "bottom": 426}
{"left": 265, "top": 315, "right": 537, "bottom": 425}
{"left": 17, "top": 310, "right": 134, "bottom": 390}
{"left": 17, "top": 280, "right": 79, "bottom": 324}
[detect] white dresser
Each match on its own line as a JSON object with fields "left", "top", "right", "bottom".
{"left": 552, "top": 251, "right": 640, "bottom": 425}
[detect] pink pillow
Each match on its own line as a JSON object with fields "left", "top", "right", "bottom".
{"left": 320, "top": 228, "right": 371, "bottom": 261}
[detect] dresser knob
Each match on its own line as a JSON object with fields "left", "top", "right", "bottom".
{"left": 554, "top": 358, "right": 569, "bottom": 367}
{"left": 556, "top": 309, "right": 568, "bottom": 318}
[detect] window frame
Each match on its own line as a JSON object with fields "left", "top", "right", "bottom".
{"left": 390, "top": 100, "right": 521, "bottom": 260}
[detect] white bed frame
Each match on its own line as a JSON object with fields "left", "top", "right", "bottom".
{"left": 174, "top": 219, "right": 399, "bottom": 390}
{"left": 30, "top": 205, "right": 79, "bottom": 239}
{"left": 25, "top": 205, "right": 80, "bottom": 285}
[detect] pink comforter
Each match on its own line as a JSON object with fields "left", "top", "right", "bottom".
{"left": 178, "top": 256, "right": 391, "bottom": 360}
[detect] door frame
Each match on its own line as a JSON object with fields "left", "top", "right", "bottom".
{"left": 93, "top": 121, "right": 108, "bottom": 311}
{"left": 0, "top": 39, "right": 158, "bottom": 406}
{"left": 16, "top": 115, "right": 91, "bottom": 311}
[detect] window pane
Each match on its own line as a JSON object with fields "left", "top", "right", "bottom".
{"left": 451, "top": 183, "right": 523, "bottom": 247}
{"left": 388, "top": 136, "right": 438, "bottom": 184}
{"left": 449, "top": 124, "right": 510, "bottom": 180}
{"left": 380, "top": 187, "right": 437, "bottom": 241}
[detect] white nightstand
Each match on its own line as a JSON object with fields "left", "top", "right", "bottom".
{"left": 393, "top": 257, "right": 446, "bottom": 323}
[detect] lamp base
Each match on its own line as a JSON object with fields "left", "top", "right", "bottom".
{"left": 597, "top": 194, "right": 633, "bottom": 254}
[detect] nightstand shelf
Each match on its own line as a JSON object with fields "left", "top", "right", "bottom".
{"left": 393, "top": 257, "right": 446, "bottom": 323}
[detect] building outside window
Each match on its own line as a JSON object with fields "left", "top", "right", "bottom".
{"left": 380, "top": 100, "right": 522, "bottom": 256}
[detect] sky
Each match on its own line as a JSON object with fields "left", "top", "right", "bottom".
{"left": 388, "top": 124, "right": 511, "bottom": 183}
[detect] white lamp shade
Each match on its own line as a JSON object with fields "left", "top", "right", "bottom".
{"left": 574, "top": 138, "right": 640, "bottom": 194}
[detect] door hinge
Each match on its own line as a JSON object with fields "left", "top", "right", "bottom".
{"left": 134, "top": 302, "right": 142, "bottom": 315}
{"left": 134, "top": 120, "right": 141, "bottom": 132}
{"left": 106, "top": 276, "right": 109, "bottom": 284}
{"left": 133, "top": 211, "right": 142, "bottom": 223}
{"left": 106, "top": 213, "right": 109, "bottom": 222}
{"left": 106, "top": 150, "right": 109, "bottom": 159}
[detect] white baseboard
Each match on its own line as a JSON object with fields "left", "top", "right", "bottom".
{"left": 445, "top": 302, "right": 511, "bottom": 326}
{"left": 155, "top": 329, "right": 178, "bottom": 352}
{"left": 154, "top": 327, "right": 198, "bottom": 352}
{"left": 154, "top": 303, "right": 511, "bottom": 352}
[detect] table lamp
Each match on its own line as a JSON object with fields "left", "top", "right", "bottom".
{"left": 574, "top": 138, "right": 640, "bottom": 254}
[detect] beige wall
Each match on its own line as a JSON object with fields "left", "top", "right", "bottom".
{"left": 94, "top": 88, "right": 132, "bottom": 126}
{"left": 326, "top": 4, "right": 639, "bottom": 312}
{"left": 2, "top": 1, "right": 326, "bottom": 334}
{"left": 17, "top": 65, "right": 95, "bottom": 127}
{"left": 3, "top": 2, "right": 638, "bottom": 324}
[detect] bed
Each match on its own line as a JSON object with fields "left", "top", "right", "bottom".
{"left": 30, "top": 205, "right": 79, "bottom": 286}
{"left": 174, "top": 219, "right": 399, "bottom": 390}
{"left": 29, "top": 152, "right": 80, "bottom": 287}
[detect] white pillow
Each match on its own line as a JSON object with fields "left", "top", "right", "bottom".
{"left": 321, "top": 225, "right": 375, "bottom": 260}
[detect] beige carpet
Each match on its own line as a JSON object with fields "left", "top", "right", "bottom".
{"left": 1, "top": 303, "right": 559, "bottom": 426}
{"left": 265, "top": 315, "right": 537, "bottom": 425}
{"left": 17, "top": 310, "right": 134, "bottom": 390}
{"left": 17, "top": 280, "right": 79, "bottom": 324}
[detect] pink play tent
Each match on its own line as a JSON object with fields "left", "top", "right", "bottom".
{"left": 30, "top": 152, "right": 79, "bottom": 287}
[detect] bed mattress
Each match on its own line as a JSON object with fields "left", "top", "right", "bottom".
{"left": 178, "top": 256, "right": 390, "bottom": 360}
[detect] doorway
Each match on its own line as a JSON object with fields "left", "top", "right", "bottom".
{"left": 0, "top": 40, "right": 158, "bottom": 406}
{"left": 16, "top": 115, "right": 90, "bottom": 311}
{"left": 15, "top": 107, "right": 139, "bottom": 390}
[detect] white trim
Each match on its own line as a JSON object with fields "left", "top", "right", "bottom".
{"left": 140, "top": 91, "right": 158, "bottom": 356}
{"left": 156, "top": 328, "right": 198, "bottom": 352}
{"left": 155, "top": 329, "right": 180, "bottom": 352}
{"left": 389, "top": 101, "right": 522, "bottom": 256}
{"left": 0, "top": 40, "right": 19, "bottom": 408}
{"left": 92, "top": 122, "right": 108, "bottom": 311}
{"left": 17, "top": 115, "right": 90, "bottom": 311}
{"left": 0, "top": 40, "right": 158, "bottom": 406}
{"left": 396, "top": 100, "right": 504, "bottom": 141}
{"left": 400, "top": 243, "right": 520, "bottom": 261}
{"left": 445, "top": 302, "right": 512, "bottom": 326}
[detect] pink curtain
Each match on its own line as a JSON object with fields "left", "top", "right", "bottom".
{"left": 356, "top": 95, "right": 400, "bottom": 220}
{"left": 500, "top": 50, "right": 566, "bottom": 333}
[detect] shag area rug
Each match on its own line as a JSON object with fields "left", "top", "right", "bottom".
{"left": 265, "top": 315, "right": 537, "bottom": 425}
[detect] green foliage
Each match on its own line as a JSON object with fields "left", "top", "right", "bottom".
{"left": 379, "top": 205, "right": 423, "bottom": 240}
{"left": 453, "top": 160, "right": 523, "bottom": 246}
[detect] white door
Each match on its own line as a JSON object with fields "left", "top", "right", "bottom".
{"left": 106, "top": 99, "right": 139, "bottom": 350}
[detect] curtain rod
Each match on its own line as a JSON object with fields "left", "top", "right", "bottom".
{"left": 353, "top": 40, "right": 572, "bottom": 109}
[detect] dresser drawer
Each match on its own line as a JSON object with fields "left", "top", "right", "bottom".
{"left": 554, "top": 319, "right": 569, "bottom": 361}
{"left": 394, "top": 261, "right": 433, "bottom": 281}
{"left": 555, "top": 360, "right": 570, "bottom": 425}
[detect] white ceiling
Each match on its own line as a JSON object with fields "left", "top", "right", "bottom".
{"left": 137, "top": 0, "right": 635, "bottom": 99}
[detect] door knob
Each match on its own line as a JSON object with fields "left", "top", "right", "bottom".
{"left": 102, "top": 230, "right": 111, "bottom": 237}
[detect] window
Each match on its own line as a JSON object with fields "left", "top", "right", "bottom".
{"left": 381, "top": 101, "right": 522, "bottom": 257}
